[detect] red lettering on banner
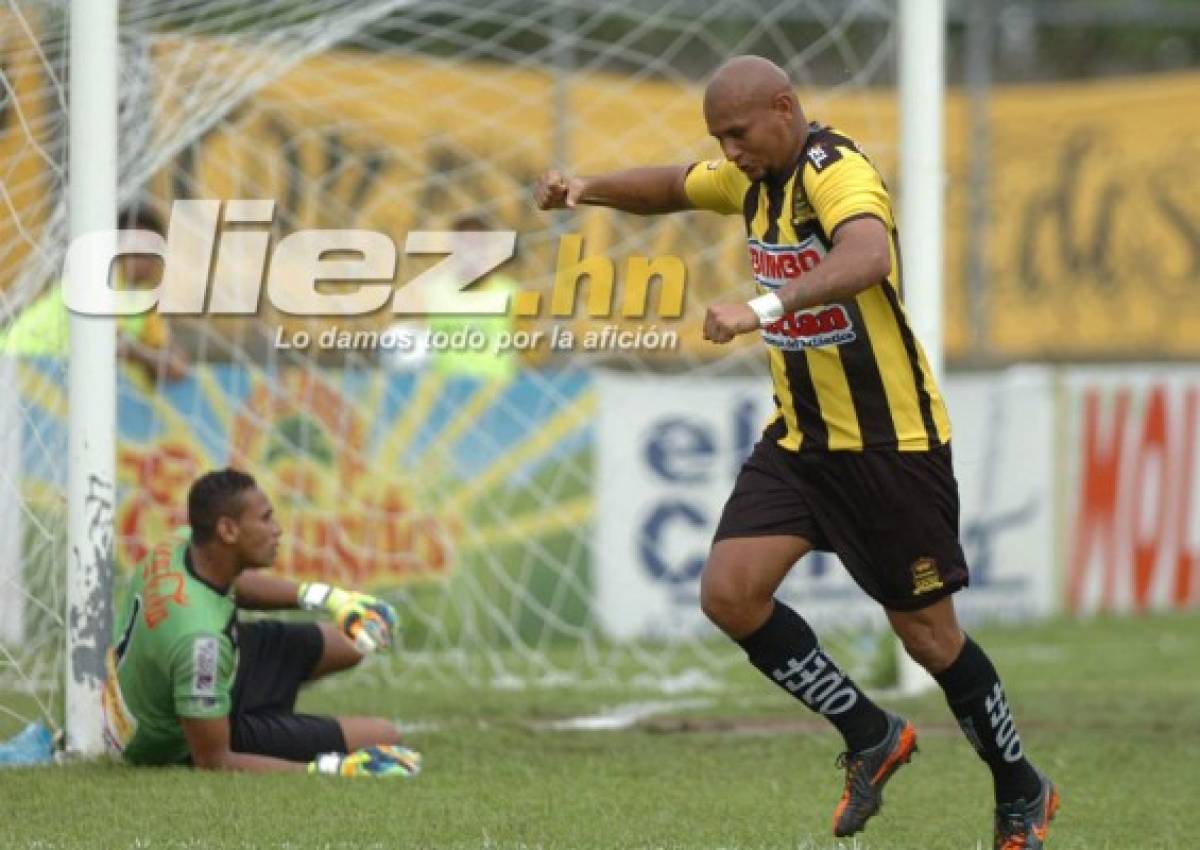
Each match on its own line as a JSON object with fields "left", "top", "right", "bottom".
{"left": 1174, "top": 388, "right": 1198, "bottom": 604}
{"left": 1068, "top": 388, "right": 1129, "bottom": 612}
{"left": 118, "top": 442, "right": 200, "bottom": 566}
{"left": 1070, "top": 381, "right": 1200, "bottom": 615}
{"left": 1130, "top": 386, "right": 1169, "bottom": 611}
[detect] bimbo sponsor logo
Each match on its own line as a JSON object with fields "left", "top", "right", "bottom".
{"left": 748, "top": 236, "right": 825, "bottom": 288}
{"left": 748, "top": 237, "right": 855, "bottom": 350}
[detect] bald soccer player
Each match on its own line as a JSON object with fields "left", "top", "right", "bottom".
{"left": 535, "top": 56, "right": 1059, "bottom": 849}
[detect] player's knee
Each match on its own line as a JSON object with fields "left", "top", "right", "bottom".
{"left": 700, "top": 570, "right": 763, "bottom": 635}
{"left": 898, "top": 628, "right": 960, "bottom": 673}
{"left": 699, "top": 581, "right": 731, "bottom": 629}
{"left": 899, "top": 633, "right": 938, "bottom": 669}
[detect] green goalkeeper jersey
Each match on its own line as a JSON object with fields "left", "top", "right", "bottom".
{"left": 102, "top": 531, "right": 239, "bottom": 765}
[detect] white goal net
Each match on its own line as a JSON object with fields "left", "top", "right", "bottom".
{"left": 0, "top": 0, "right": 901, "bottom": 741}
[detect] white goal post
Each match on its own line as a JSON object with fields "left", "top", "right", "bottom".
{"left": 0, "top": 1, "right": 951, "bottom": 752}
{"left": 65, "top": 0, "right": 119, "bottom": 758}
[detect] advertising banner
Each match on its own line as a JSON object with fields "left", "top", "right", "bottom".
{"left": 6, "top": 360, "right": 593, "bottom": 590}
{"left": 594, "top": 369, "right": 1057, "bottom": 640}
{"left": 1063, "top": 367, "right": 1200, "bottom": 615}
{"left": 139, "top": 44, "right": 1200, "bottom": 361}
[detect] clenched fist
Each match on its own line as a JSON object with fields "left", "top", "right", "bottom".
{"left": 535, "top": 170, "right": 587, "bottom": 210}
{"left": 703, "top": 303, "right": 761, "bottom": 344}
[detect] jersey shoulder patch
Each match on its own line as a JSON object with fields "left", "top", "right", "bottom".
{"left": 804, "top": 139, "right": 843, "bottom": 173}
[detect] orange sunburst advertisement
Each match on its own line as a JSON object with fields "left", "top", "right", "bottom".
{"left": 104, "top": 363, "right": 594, "bottom": 589}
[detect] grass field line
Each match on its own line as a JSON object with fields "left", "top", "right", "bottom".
{"left": 531, "top": 697, "right": 715, "bottom": 731}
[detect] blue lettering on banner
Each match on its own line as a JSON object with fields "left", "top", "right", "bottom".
{"left": 644, "top": 419, "right": 716, "bottom": 483}
{"left": 636, "top": 396, "right": 770, "bottom": 587}
{"left": 637, "top": 500, "right": 709, "bottom": 584}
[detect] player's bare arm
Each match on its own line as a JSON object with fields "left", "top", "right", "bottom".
{"left": 702, "top": 216, "right": 891, "bottom": 345}
{"left": 233, "top": 571, "right": 303, "bottom": 610}
{"left": 535, "top": 165, "right": 693, "bottom": 214}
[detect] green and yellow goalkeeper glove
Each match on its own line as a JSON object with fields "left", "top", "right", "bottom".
{"left": 308, "top": 745, "right": 421, "bottom": 778}
{"left": 298, "top": 582, "right": 399, "bottom": 653}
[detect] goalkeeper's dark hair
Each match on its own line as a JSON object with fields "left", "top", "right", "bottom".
{"left": 188, "top": 468, "right": 258, "bottom": 544}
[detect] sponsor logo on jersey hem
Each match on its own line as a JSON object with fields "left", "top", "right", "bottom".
{"left": 762, "top": 329, "right": 857, "bottom": 350}
{"left": 760, "top": 303, "right": 856, "bottom": 350}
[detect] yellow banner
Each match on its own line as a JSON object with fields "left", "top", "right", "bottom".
{"left": 945, "top": 71, "right": 1200, "bottom": 358}
{"left": 0, "top": 7, "right": 54, "bottom": 301}
{"left": 6, "top": 35, "right": 1195, "bottom": 361}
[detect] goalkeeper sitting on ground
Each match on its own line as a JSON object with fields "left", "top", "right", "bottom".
{"left": 102, "top": 467, "right": 419, "bottom": 778}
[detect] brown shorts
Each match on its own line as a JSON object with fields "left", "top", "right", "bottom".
{"left": 714, "top": 428, "right": 969, "bottom": 611}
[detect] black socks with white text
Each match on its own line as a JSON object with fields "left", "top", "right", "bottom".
{"left": 736, "top": 600, "right": 888, "bottom": 753}
{"left": 933, "top": 635, "right": 1041, "bottom": 804}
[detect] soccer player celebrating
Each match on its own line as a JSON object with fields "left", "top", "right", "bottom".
{"left": 536, "top": 56, "right": 1059, "bottom": 848}
{"left": 102, "top": 468, "right": 420, "bottom": 778}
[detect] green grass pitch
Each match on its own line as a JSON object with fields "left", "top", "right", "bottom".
{"left": 1, "top": 612, "right": 1197, "bottom": 849}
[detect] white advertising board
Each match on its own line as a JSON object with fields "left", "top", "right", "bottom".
{"left": 1062, "top": 366, "right": 1200, "bottom": 615}
{"left": 594, "top": 368, "right": 1057, "bottom": 641}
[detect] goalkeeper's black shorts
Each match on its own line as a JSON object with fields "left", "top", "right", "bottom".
{"left": 713, "top": 424, "right": 969, "bottom": 612}
{"left": 229, "top": 620, "right": 347, "bottom": 760}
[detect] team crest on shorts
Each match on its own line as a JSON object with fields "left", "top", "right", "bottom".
{"left": 911, "top": 557, "right": 944, "bottom": 595}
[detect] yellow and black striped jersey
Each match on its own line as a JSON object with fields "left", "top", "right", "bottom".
{"left": 685, "top": 122, "right": 951, "bottom": 453}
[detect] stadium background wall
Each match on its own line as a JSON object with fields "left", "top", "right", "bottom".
{"left": 2, "top": 41, "right": 1196, "bottom": 361}
{"left": 3, "top": 362, "right": 1195, "bottom": 646}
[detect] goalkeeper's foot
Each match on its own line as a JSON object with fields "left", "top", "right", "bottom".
{"left": 831, "top": 712, "right": 918, "bottom": 837}
{"left": 309, "top": 745, "right": 422, "bottom": 778}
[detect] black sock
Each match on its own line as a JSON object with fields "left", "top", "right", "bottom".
{"left": 934, "top": 635, "right": 1041, "bottom": 804}
{"left": 736, "top": 600, "right": 889, "bottom": 752}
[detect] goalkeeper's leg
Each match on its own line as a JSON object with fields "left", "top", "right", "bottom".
{"left": 309, "top": 622, "right": 368, "bottom": 680}
{"left": 337, "top": 716, "right": 403, "bottom": 751}
{"left": 305, "top": 626, "right": 406, "bottom": 750}
{"left": 230, "top": 711, "right": 404, "bottom": 760}
{"left": 229, "top": 621, "right": 407, "bottom": 761}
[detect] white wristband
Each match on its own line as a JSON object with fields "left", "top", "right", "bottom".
{"left": 299, "top": 582, "right": 332, "bottom": 611}
{"left": 314, "top": 753, "right": 343, "bottom": 775}
{"left": 747, "top": 292, "right": 785, "bottom": 325}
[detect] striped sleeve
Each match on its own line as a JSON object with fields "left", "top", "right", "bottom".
{"left": 684, "top": 159, "right": 749, "bottom": 215}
